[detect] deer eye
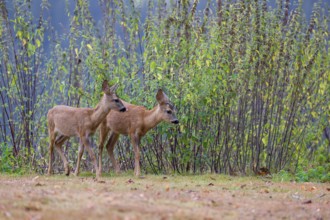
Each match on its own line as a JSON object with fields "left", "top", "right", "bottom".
{"left": 166, "top": 110, "right": 172, "bottom": 114}
{"left": 114, "top": 99, "right": 120, "bottom": 103}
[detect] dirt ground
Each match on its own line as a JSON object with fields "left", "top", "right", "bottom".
{"left": 0, "top": 174, "right": 329, "bottom": 220}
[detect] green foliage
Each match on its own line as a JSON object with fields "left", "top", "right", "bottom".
{"left": 273, "top": 164, "right": 330, "bottom": 183}
{"left": 0, "top": 143, "right": 15, "bottom": 173}
{"left": 0, "top": 0, "right": 329, "bottom": 180}
{"left": 0, "top": 143, "right": 34, "bottom": 174}
{"left": 273, "top": 170, "right": 294, "bottom": 182}
{"left": 296, "top": 165, "right": 330, "bottom": 183}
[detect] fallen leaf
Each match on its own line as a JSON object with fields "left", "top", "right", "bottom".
{"left": 260, "top": 189, "right": 269, "bottom": 193}
{"left": 302, "top": 200, "right": 312, "bottom": 204}
{"left": 315, "top": 193, "right": 326, "bottom": 199}
{"left": 292, "top": 193, "right": 302, "bottom": 200}
{"left": 25, "top": 203, "right": 42, "bottom": 211}
{"left": 210, "top": 200, "right": 217, "bottom": 206}
{"left": 4, "top": 212, "right": 11, "bottom": 218}
{"left": 257, "top": 167, "right": 270, "bottom": 176}
{"left": 127, "top": 179, "right": 134, "bottom": 184}
{"left": 15, "top": 193, "right": 23, "bottom": 198}
{"left": 35, "top": 182, "right": 44, "bottom": 187}
{"left": 208, "top": 183, "right": 214, "bottom": 186}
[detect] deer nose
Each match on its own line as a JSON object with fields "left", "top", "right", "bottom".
{"left": 171, "top": 119, "right": 179, "bottom": 124}
{"left": 120, "top": 107, "right": 126, "bottom": 112}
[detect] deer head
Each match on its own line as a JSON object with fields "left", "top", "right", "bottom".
{"left": 156, "top": 89, "right": 179, "bottom": 124}
{"left": 102, "top": 80, "right": 126, "bottom": 112}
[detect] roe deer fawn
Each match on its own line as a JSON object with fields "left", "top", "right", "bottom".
{"left": 47, "top": 80, "right": 126, "bottom": 178}
{"left": 97, "top": 89, "right": 179, "bottom": 176}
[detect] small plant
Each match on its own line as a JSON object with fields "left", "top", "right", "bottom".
{"left": 273, "top": 170, "right": 294, "bottom": 182}
{"left": 0, "top": 143, "right": 15, "bottom": 173}
{"left": 296, "top": 165, "right": 330, "bottom": 183}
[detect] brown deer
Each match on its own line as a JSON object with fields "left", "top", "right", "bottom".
{"left": 97, "top": 89, "right": 179, "bottom": 176}
{"left": 47, "top": 80, "right": 126, "bottom": 179}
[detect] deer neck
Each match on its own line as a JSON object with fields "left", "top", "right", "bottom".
{"left": 143, "top": 105, "right": 163, "bottom": 132}
{"left": 91, "top": 94, "right": 111, "bottom": 127}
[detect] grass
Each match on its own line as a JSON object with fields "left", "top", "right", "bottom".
{"left": 0, "top": 172, "right": 329, "bottom": 219}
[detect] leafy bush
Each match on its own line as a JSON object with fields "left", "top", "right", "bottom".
{"left": 296, "top": 165, "right": 330, "bottom": 183}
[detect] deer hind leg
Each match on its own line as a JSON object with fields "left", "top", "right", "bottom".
{"left": 81, "top": 135, "right": 100, "bottom": 178}
{"left": 54, "top": 135, "right": 70, "bottom": 176}
{"left": 47, "top": 131, "right": 56, "bottom": 175}
{"left": 131, "top": 134, "right": 141, "bottom": 177}
{"left": 105, "top": 132, "right": 120, "bottom": 174}
{"left": 55, "top": 135, "right": 70, "bottom": 175}
{"left": 74, "top": 140, "right": 85, "bottom": 176}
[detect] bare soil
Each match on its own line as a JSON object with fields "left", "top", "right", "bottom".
{"left": 0, "top": 174, "right": 329, "bottom": 220}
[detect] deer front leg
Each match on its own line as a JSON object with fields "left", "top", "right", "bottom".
{"left": 106, "top": 132, "right": 120, "bottom": 174}
{"left": 98, "top": 126, "right": 109, "bottom": 175}
{"left": 74, "top": 141, "right": 84, "bottom": 176}
{"left": 82, "top": 135, "right": 100, "bottom": 179}
{"left": 131, "top": 134, "right": 141, "bottom": 176}
{"left": 98, "top": 140, "right": 104, "bottom": 175}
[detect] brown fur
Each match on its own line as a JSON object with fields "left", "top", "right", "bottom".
{"left": 97, "top": 89, "right": 179, "bottom": 176}
{"left": 47, "top": 81, "right": 126, "bottom": 179}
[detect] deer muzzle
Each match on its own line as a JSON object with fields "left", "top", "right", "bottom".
{"left": 171, "top": 119, "right": 179, "bottom": 124}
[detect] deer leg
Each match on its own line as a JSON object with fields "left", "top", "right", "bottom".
{"left": 47, "top": 131, "right": 55, "bottom": 175}
{"left": 54, "top": 135, "right": 70, "bottom": 176}
{"left": 106, "top": 132, "right": 120, "bottom": 174}
{"left": 131, "top": 134, "right": 141, "bottom": 176}
{"left": 98, "top": 127, "right": 109, "bottom": 175}
{"left": 82, "top": 135, "right": 100, "bottom": 178}
{"left": 74, "top": 140, "right": 84, "bottom": 176}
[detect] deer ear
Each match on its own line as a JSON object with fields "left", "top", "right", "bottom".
{"left": 109, "top": 83, "right": 119, "bottom": 94}
{"left": 102, "top": 80, "right": 109, "bottom": 92}
{"left": 156, "top": 89, "right": 169, "bottom": 104}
